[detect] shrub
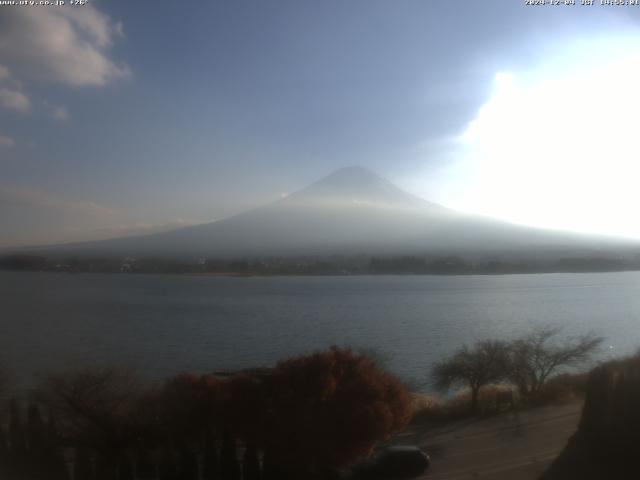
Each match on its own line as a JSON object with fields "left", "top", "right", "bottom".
{"left": 529, "top": 372, "right": 589, "bottom": 406}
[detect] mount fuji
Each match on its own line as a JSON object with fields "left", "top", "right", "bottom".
{"left": 13, "top": 167, "right": 638, "bottom": 259}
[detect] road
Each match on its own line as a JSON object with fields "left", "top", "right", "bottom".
{"left": 393, "top": 402, "right": 582, "bottom": 479}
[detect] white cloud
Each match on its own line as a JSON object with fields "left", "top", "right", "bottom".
{"left": 0, "top": 87, "right": 31, "bottom": 113}
{"left": 114, "top": 21, "right": 125, "bottom": 38}
{"left": 45, "top": 102, "right": 69, "bottom": 122}
{"left": 52, "top": 105, "right": 68, "bottom": 122}
{"left": 0, "top": 135, "right": 15, "bottom": 147}
{"left": 435, "top": 33, "right": 640, "bottom": 239}
{"left": 0, "top": 6, "right": 129, "bottom": 87}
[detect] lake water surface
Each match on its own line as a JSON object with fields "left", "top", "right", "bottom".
{"left": 2, "top": 271, "right": 639, "bottom": 389}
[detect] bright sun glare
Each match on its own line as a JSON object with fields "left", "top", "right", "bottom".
{"left": 445, "top": 34, "right": 640, "bottom": 239}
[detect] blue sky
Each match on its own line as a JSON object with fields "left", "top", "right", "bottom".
{"left": 2, "top": 0, "right": 640, "bottom": 247}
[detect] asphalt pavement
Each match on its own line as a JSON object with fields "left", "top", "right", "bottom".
{"left": 393, "top": 401, "right": 583, "bottom": 480}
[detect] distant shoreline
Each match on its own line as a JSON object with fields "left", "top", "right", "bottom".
{"left": 3, "top": 252, "right": 640, "bottom": 276}
{"left": 185, "top": 269, "right": 640, "bottom": 278}
{"left": 3, "top": 268, "right": 640, "bottom": 278}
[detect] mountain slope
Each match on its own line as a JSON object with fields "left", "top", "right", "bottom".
{"left": 13, "top": 167, "right": 639, "bottom": 258}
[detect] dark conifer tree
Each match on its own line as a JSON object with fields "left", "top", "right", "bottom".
{"left": 0, "top": 425, "right": 7, "bottom": 456}
{"left": 158, "top": 447, "right": 179, "bottom": 480}
{"left": 261, "top": 451, "right": 282, "bottom": 480}
{"left": 9, "top": 399, "right": 26, "bottom": 455}
{"left": 96, "top": 452, "right": 117, "bottom": 480}
{"left": 7, "top": 399, "right": 28, "bottom": 479}
{"left": 27, "top": 405, "right": 56, "bottom": 480}
{"left": 220, "top": 429, "right": 240, "bottom": 480}
{"left": 242, "top": 442, "right": 260, "bottom": 480}
{"left": 73, "top": 447, "right": 93, "bottom": 480}
{"left": 118, "top": 453, "right": 135, "bottom": 480}
{"left": 0, "top": 425, "right": 10, "bottom": 480}
{"left": 202, "top": 429, "right": 220, "bottom": 480}
{"left": 27, "top": 403, "right": 47, "bottom": 455}
{"left": 49, "top": 446, "right": 71, "bottom": 480}
{"left": 135, "top": 446, "right": 156, "bottom": 480}
{"left": 44, "top": 412, "right": 70, "bottom": 480}
{"left": 179, "top": 445, "right": 199, "bottom": 480}
{"left": 45, "top": 411, "right": 59, "bottom": 449}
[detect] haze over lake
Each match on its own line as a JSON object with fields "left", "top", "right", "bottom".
{"left": 2, "top": 270, "right": 639, "bottom": 390}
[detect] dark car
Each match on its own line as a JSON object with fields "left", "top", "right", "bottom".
{"left": 350, "top": 445, "right": 431, "bottom": 479}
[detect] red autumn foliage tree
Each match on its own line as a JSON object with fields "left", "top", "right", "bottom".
{"left": 262, "top": 346, "right": 412, "bottom": 472}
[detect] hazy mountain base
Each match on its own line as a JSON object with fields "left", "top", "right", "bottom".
{"left": 4, "top": 167, "right": 639, "bottom": 262}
